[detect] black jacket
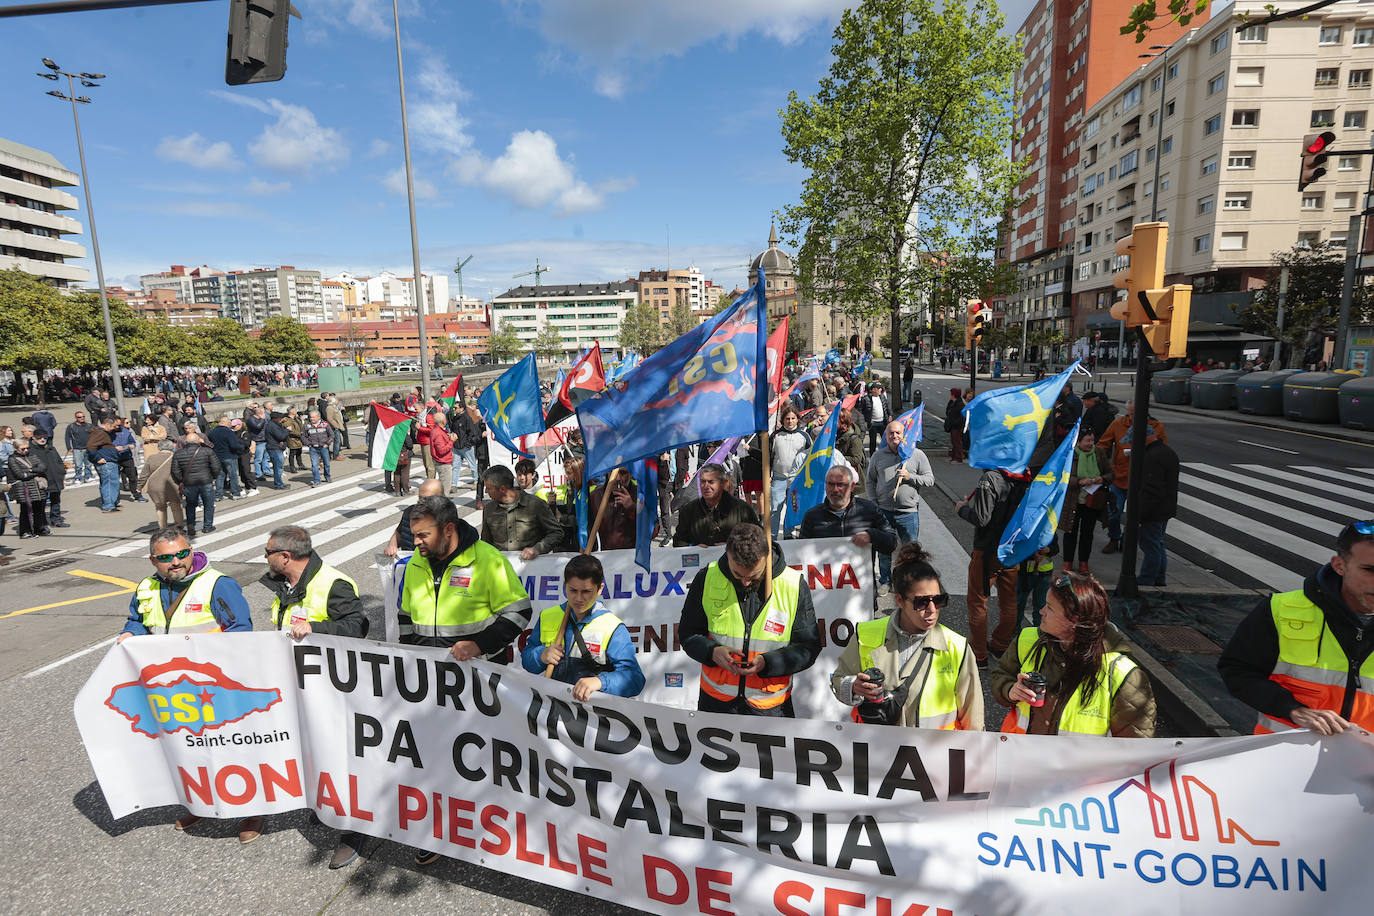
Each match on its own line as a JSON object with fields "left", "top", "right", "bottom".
{"left": 171, "top": 443, "right": 222, "bottom": 487}
{"left": 1138, "top": 438, "right": 1179, "bottom": 522}
{"left": 451, "top": 411, "right": 482, "bottom": 451}
{"left": 246, "top": 413, "right": 267, "bottom": 443}
{"left": 673, "top": 492, "right": 761, "bottom": 547}
{"left": 1219, "top": 565, "right": 1374, "bottom": 723}
{"left": 208, "top": 425, "right": 246, "bottom": 461}
{"left": 1082, "top": 398, "right": 1118, "bottom": 440}
{"left": 264, "top": 417, "right": 290, "bottom": 451}
{"left": 857, "top": 392, "right": 892, "bottom": 428}
{"left": 943, "top": 397, "right": 964, "bottom": 435}
{"left": 679, "top": 540, "right": 822, "bottom": 716}
{"left": 65, "top": 420, "right": 91, "bottom": 451}
{"left": 957, "top": 468, "right": 1029, "bottom": 554}
{"left": 28, "top": 440, "right": 66, "bottom": 493}
{"left": 799, "top": 495, "right": 898, "bottom": 555}
{"left": 258, "top": 551, "right": 367, "bottom": 638}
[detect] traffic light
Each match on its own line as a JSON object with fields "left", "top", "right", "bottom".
{"left": 965, "top": 300, "right": 988, "bottom": 349}
{"left": 1140, "top": 285, "right": 1193, "bottom": 359}
{"left": 226, "top": 0, "right": 300, "bottom": 85}
{"left": 1110, "top": 222, "right": 1168, "bottom": 326}
{"left": 1299, "top": 131, "right": 1336, "bottom": 191}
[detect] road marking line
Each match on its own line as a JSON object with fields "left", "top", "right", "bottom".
{"left": 215, "top": 488, "right": 397, "bottom": 561}
{"left": 0, "top": 570, "right": 138, "bottom": 619}
{"left": 1177, "top": 494, "right": 1333, "bottom": 565}
{"left": 23, "top": 638, "right": 114, "bottom": 679}
{"left": 1237, "top": 440, "right": 1298, "bottom": 454}
{"left": 1291, "top": 465, "right": 1374, "bottom": 488}
{"left": 323, "top": 505, "right": 486, "bottom": 568}
{"left": 1181, "top": 465, "right": 1364, "bottom": 522}
{"left": 1178, "top": 474, "right": 1348, "bottom": 536}
{"left": 1166, "top": 519, "right": 1302, "bottom": 592}
{"left": 1237, "top": 465, "right": 1374, "bottom": 508}
{"left": 69, "top": 570, "right": 139, "bottom": 588}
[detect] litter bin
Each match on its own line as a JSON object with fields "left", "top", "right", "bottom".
{"left": 1338, "top": 376, "right": 1374, "bottom": 430}
{"left": 1189, "top": 369, "right": 1245, "bottom": 410}
{"left": 1151, "top": 367, "right": 1194, "bottom": 405}
{"left": 1237, "top": 371, "right": 1293, "bottom": 416}
{"left": 1283, "top": 371, "right": 1358, "bottom": 424}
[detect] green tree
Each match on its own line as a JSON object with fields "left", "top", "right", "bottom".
{"left": 531, "top": 321, "right": 566, "bottom": 362}
{"left": 617, "top": 303, "right": 664, "bottom": 354}
{"left": 0, "top": 269, "right": 108, "bottom": 374}
{"left": 486, "top": 319, "right": 524, "bottom": 363}
{"left": 191, "top": 317, "right": 261, "bottom": 366}
{"left": 257, "top": 316, "right": 320, "bottom": 365}
{"left": 665, "top": 300, "right": 698, "bottom": 340}
{"left": 1237, "top": 242, "right": 1374, "bottom": 368}
{"left": 785, "top": 318, "right": 809, "bottom": 359}
{"left": 778, "top": 0, "right": 1023, "bottom": 410}
{"left": 124, "top": 317, "right": 193, "bottom": 369}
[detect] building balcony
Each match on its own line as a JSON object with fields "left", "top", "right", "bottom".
{"left": 0, "top": 175, "right": 79, "bottom": 211}
{"left": 0, "top": 227, "right": 86, "bottom": 259}
{"left": 0, "top": 202, "right": 82, "bottom": 235}
{"left": 2, "top": 254, "right": 89, "bottom": 283}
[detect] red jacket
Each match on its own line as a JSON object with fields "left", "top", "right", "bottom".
{"left": 429, "top": 426, "right": 453, "bottom": 464}
{"left": 415, "top": 413, "right": 432, "bottom": 446}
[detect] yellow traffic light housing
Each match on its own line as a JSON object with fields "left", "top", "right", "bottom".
{"left": 965, "top": 300, "right": 987, "bottom": 349}
{"left": 1140, "top": 285, "right": 1193, "bottom": 359}
{"left": 1111, "top": 222, "right": 1169, "bottom": 326}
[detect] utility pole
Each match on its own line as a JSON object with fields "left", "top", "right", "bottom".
{"left": 1274, "top": 265, "right": 1289, "bottom": 368}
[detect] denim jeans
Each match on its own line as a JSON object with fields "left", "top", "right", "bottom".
{"left": 71, "top": 447, "right": 91, "bottom": 481}
{"left": 184, "top": 483, "right": 215, "bottom": 531}
{"left": 1106, "top": 483, "right": 1127, "bottom": 541}
{"left": 1138, "top": 519, "right": 1169, "bottom": 585}
{"left": 267, "top": 448, "right": 284, "bottom": 487}
{"left": 877, "top": 508, "right": 920, "bottom": 584}
{"left": 96, "top": 461, "right": 121, "bottom": 510}
{"left": 218, "top": 459, "right": 241, "bottom": 499}
{"left": 253, "top": 440, "right": 268, "bottom": 477}
{"left": 331, "top": 428, "right": 343, "bottom": 458}
{"left": 453, "top": 447, "right": 479, "bottom": 485}
{"left": 768, "top": 478, "right": 792, "bottom": 539}
{"left": 309, "top": 446, "right": 331, "bottom": 484}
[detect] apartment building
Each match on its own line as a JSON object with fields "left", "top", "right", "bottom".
{"left": 232, "top": 266, "right": 326, "bottom": 327}
{"left": 1070, "top": 1, "right": 1374, "bottom": 338}
{"left": 637, "top": 268, "right": 706, "bottom": 325}
{"left": 0, "top": 137, "right": 88, "bottom": 288}
{"left": 330, "top": 270, "right": 450, "bottom": 317}
{"left": 490, "top": 281, "right": 637, "bottom": 356}
{"left": 1000, "top": 0, "right": 1201, "bottom": 340}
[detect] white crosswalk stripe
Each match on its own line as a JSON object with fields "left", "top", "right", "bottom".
{"left": 1291, "top": 465, "right": 1374, "bottom": 488}
{"left": 1177, "top": 472, "right": 1347, "bottom": 536}
{"left": 1235, "top": 465, "right": 1374, "bottom": 508}
{"left": 1182, "top": 463, "right": 1365, "bottom": 522}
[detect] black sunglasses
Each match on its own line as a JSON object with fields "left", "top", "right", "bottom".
{"left": 152, "top": 547, "right": 192, "bottom": 563}
{"left": 906, "top": 593, "right": 949, "bottom": 609}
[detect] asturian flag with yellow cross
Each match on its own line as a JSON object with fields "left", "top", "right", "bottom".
{"left": 477, "top": 352, "right": 544, "bottom": 459}
{"left": 997, "top": 417, "right": 1080, "bottom": 567}
{"left": 786, "top": 400, "right": 842, "bottom": 528}
{"left": 962, "top": 360, "right": 1081, "bottom": 473}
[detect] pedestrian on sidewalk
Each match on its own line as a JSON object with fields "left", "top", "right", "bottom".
{"left": 114, "top": 417, "right": 147, "bottom": 503}
{"left": 6, "top": 437, "right": 49, "bottom": 537}
{"left": 1096, "top": 400, "right": 1167, "bottom": 555}
{"left": 263, "top": 410, "right": 290, "bottom": 489}
{"left": 1057, "top": 427, "right": 1111, "bottom": 577}
{"left": 956, "top": 467, "right": 1030, "bottom": 666}
{"left": 326, "top": 394, "right": 348, "bottom": 456}
{"left": 901, "top": 357, "right": 914, "bottom": 404}
{"left": 87, "top": 417, "right": 122, "bottom": 513}
{"left": 172, "top": 432, "right": 222, "bottom": 535}
{"left": 246, "top": 404, "right": 268, "bottom": 480}
{"left": 858, "top": 381, "right": 892, "bottom": 454}
{"left": 208, "top": 417, "right": 245, "bottom": 500}
{"left": 281, "top": 406, "right": 304, "bottom": 472}
{"left": 429, "top": 410, "right": 455, "bottom": 495}
{"left": 415, "top": 403, "right": 437, "bottom": 480}
{"left": 64, "top": 411, "right": 92, "bottom": 482}
{"left": 1219, "top": 521, "right": 1374, "bottom": 735}
{"left": 27, "top": 430, "right": 69, "bottom": 528}
{"left": 944, "top": 388, "right": 965, "bottom": 462}
{"left": 866, "top": 420, "right": 935, "bottom": 594}
{"left": 0, "top": 426, "right": 15, "bottom": 524}
{"left": 1135, "top": 427, "right": 1179, "bottom": 587}
{"left": 139, "top": 441, "right": 185, "bottom": 533}
{"left": 302, "top": 409, "right": 333, "bottom": 487}
{"left": 450, "top": 404, "right": 482, "bottom": 491}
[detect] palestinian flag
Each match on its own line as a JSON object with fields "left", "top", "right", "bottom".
{"left": 437, "top": 374, "right": 464, "bottom": 410}
{"left": 369, "top": 402, "right": 414, "bottom": 471}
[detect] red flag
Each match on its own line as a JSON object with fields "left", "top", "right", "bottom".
{"left": 765, "top": 317, "right": 788, "bottom": 397}
{"left": 558, "top": 343, "right": 606, "bottom": 410}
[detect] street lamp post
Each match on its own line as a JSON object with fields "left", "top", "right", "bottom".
{"left": 38, "top": 58, "right": 125, "bottom": 417}
{"left": 390, "top": 0, "right": 432, "bottom": 403}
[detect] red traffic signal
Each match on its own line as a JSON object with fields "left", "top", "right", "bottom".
{"left": 1299, "top": 131, "right": 1336, "bottom": 191}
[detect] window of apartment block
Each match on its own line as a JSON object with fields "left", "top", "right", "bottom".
{"left": 1338, "top": 155, "right": 1359, "bottom": 170}
{"left": 1194, "top": 234, "right": 1212, "bottom": 253}
{"left": 1312, "top": 109, "right": 1336, "bottom": 127}
{"left": 1232, "top": 109, "right": 1259, "bottom": 127}
{"left": 1201, "top": 155, "right": 1218, "bottom": 175}
{"left": 1219, "top": 232, "right": 1248, "bottom": 251}
{"left": 1210, "top": 33, "right": 1229, "bottom": 54}
{"left": 1146, "top": 145, "right": 1156, "bottom": 162}
{"left": 1158, "top": 208, "right": 1169, "bottom": 220}
{"left": 1122, "top": 83, "right": 1142, "bottom": 109}
{"left": 1109, "top": 165, "right": 1118, "bottom": 180}
{"left": 1330, "top": 232, "right": 1348, "bottom": 246}
{"left": 1236, "top": 67, "right": 1264, "bottom": 86}
{"left": 1143, "top": 179, "right": 1154, "bottom": 197}
{"left": 1208, "top": 73, "right": 1226, "bottom": 94}
{"left": 1302, "top": 192, "right": 1324, "bottom": 209}
{"left": 1166, "top": 99, "right": 1176, "bottom": 117}
{"left": 1238, "top": 25, "right": 1267, "bottom": 42}
{"left": 1168, "top": 62, "right": 1179, "bottom": 80}
{"left": 1163, "top": 135, "right": 1174, "bottom": 154}
{"left": 1228, "top": 150, "right": 1255, "bottom": 168}
{"left": 1224, "top": 192, "right": 1251, "bottom": 210}
{"left": 1335, "top": 191, "right": 1357, "bottom": 209}
{"left": 1320, "top": 25, "right": 1342, "bottom": 45}
{"left": 1345, "top": 110, "right": 1368, "bottom": 129}
{"left": 1151, "top": 74, "right": 1162, "bottom": 92}
{"left": 1316, "top": 67, "right": 1340, "bottom": 87}
{"left": 1298, "top": 231, "right": 1322, "bottom": 247}
{"left": 1356, "top": 28, "right": 1374, "bottom": 46}
{"left": 1198, "top": 195, "right": 1215, "bottom": 214}
{"left": 1148, "top": 111, "right": 1158, "bottom": 128}
{"left": 1120, "top": 150, "right": 1138, "bottom": 175}
{"left": 1351, "top": 69, "right": 1372, "bottom": 88}
{"left": 1160, "top": 173, "right": 1171, "bottom": 191}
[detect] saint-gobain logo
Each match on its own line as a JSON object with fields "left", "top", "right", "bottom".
{"left": 105, "top": 658, "right": 282, "bottom": 738}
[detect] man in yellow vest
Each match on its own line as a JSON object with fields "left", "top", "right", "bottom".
{"left": 1220, "top": 521, "right": 1374, "bottom": 735}
{"left": 521, "top": 554, "right": 645, "bottom": 701}
{"left": 397, "top": 494, "right": 531, "bottom": 865}
{"left": 259, "top": 524, "right": 367, "bottom": 866}
{"left": 117, "top": 527, "right": 255, "bottom": 840}
{"left": 678, "top": 523, "right": 821, "bottom": 717}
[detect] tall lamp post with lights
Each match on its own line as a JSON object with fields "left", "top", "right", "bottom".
{"left": 37, "top": 57, "right": 125, "bottom": 417}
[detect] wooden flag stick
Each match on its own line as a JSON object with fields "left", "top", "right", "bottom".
{"left": 544, "top": 466, "right": 621, "bottom": 677}
{"left": 760, "top": 431, "right": 774, "bottom": 603}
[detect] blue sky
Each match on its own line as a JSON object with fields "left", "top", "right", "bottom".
{"left": 3, "top": 0, "right": 1032, "bottom": 297}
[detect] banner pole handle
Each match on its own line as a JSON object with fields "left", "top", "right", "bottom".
{"left": 761, "top": 431, "right": 773, "bottom": 603}
{"left": 545, "top": 466, "right": 620, "bottom": 677}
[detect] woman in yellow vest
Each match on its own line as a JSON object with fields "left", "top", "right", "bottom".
{"left": 521, "top": 554, "right": 645, "bottom": 701}
{"left": 992, "top": 573, "right": 1156, "bottom": 737}
{"left": 831, "top": 543, "right": 983, "bottom": 729}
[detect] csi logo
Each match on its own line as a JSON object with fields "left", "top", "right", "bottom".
{"left": 105, "top": 658, "right": 282, "bottom": 739}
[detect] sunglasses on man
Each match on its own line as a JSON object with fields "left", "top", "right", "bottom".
{"left": 152, "top": 547, "right": 192, "bottom": 563}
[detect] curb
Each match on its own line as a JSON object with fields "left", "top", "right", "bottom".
{"left": 1110, "top": 618, "right": 1240, "bottom": 738}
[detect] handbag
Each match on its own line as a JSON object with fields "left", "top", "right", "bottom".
{"left": 1084, "top": 487, "right": 1107, "bottom": 510}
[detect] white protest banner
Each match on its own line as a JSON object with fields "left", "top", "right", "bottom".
{"left": 76, "top": 632, "right": 1374, "bottom": 915}
{"left": 488, "top": 418, "right": 578, "bottom": 490}
{"left": 507, "top": 537, "right": 875, "bottom": 717}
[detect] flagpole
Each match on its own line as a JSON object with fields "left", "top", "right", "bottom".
{"left": 544, "top": 467, "right": 621, "bottom": 678}
{"left": 761, "top": 431, "right": 774, "bottom": 601}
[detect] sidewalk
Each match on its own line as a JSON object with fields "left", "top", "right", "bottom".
{"left": 921, "top": 423, "right": 1255, "bottom": 737}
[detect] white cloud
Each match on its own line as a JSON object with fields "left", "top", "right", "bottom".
{"left": 245, "top": 178, "right": 292, "bottom": 195}
{"left": 408, "top": 54, "right": 474, "bottom": 154}
{"left": 457, "top": 129, "right": 628, "bottom": 215}
{"left": 214, "top": 94, "right": 350, "bottom": 174}
{"left": 520, "top": 0, "right": 848, "bottom": 96}
{"left": 382, "top": 167, "right": 440, "bottom": 201}
{"left": 366, "top": 138, "right": 391, "bottom": 158}
{"left": 156, "top": 133, "right": 240, "bottom": 171}
{"left": 299, "top": 0, "right": 392, "bottom": 37}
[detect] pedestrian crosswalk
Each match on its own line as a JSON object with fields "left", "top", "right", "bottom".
{"left": 1172, "top": 462, "right": 1374, "bottom": 592}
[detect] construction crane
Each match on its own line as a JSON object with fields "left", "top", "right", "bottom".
{"left": 452, "top": 254, "right": 473, "bottom": 300}
{"left": 513, "top": 258, "right": 550, "bottom": 287}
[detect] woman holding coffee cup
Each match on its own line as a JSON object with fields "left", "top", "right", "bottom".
{"left": 992, "top": 572, "right": 1155, "bottom": 737}
{"left": 829, "top": 543, "right": 984, "bottom": 730}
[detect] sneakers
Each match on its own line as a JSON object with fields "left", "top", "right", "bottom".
{"left": 238, "top": 816, "right": 264, "bottom": 844}
{"left": 876, "top": 583, "right": 891, "bottom": 597}
{"left": 415, "top": 850, "right": 440, "bottom": 866}
{"left": 52, "top": 520, "right": 71, "bottom": 528}
{"left": 202, "top": 526, "right": 216, "bottom": 533}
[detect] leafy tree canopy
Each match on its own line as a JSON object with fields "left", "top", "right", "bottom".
{"left": 1237, "top": 242, "right": 1374, "bottom": 367}
{"left": 531, "top": 321, "right": 566, "bottom": 362}
{"left": 256, "top": 316, "right": 320, "bottom": 365}
{"left": 486, "top": 319, "right": 524, "bottom": 364}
